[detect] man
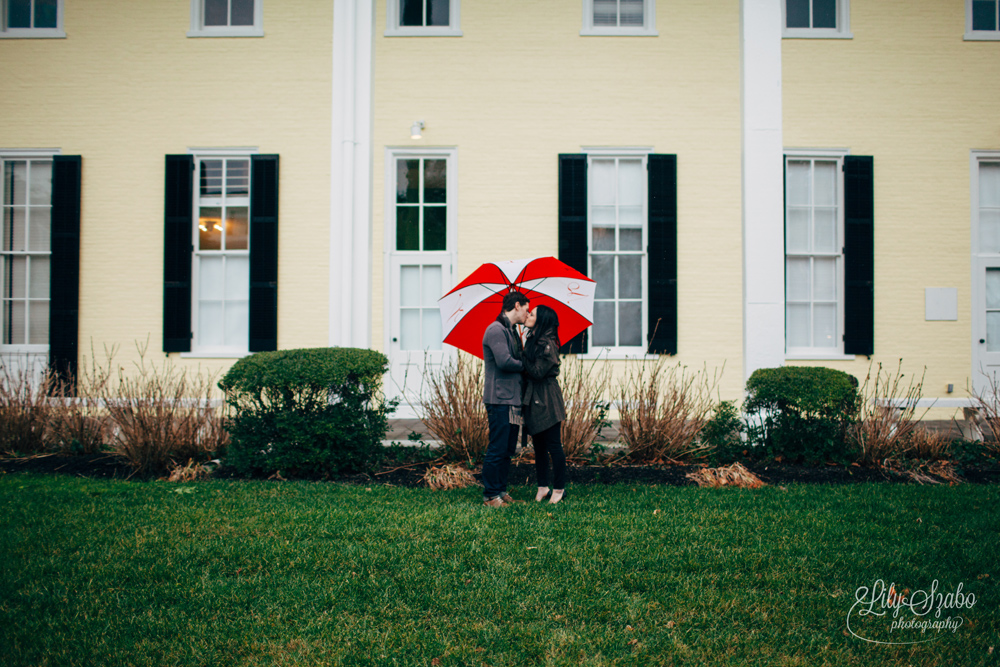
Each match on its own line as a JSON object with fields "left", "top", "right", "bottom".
{"left": 481, "top": 290, "right": 530, "bottom": 507}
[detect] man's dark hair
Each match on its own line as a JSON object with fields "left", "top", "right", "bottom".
{"left": 501, "top": 291, "right": 529, "bottom": 313}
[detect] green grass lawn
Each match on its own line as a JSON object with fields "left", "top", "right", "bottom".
{"left": 1, "top": 473, "right": 997, "bottom": 666}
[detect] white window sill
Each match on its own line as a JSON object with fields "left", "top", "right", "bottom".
{"left": 187, "top": 27, "right": 264, "bottom": 38}
{"left": 578, "top": 351, "right": 660, "bottom": 360}
{"left": 0, "top": 345, "right": 49, "bottom": 353}
{"left": 180, "top": 351, "right": 252, "bottom": 359}
{"left": 964, "top": 31, "right": 1000, "bottom": 41}
{"left": 782, "top": 29, "right": 852, "bottom": 39}
{"left": 384, "top": 27, "right": 462, "bottom": 37}
{"left": 0, "top": 29, "right": 66, "bottom": 38}
{"left": 580, "top": 28, "right": 658, "bottom": 37}
{"left": 785, "top": 353, "right": 856, "bottom": 361}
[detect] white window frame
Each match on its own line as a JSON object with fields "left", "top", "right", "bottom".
{"left": 966, "top": 0, "right": 1000, "bottom": 40}
{"left": 385, "top": 0, "right": 462, "bottom": 37}
{"left": 581, "top": 148, "right": 650, "bottom": 358}
{"left": 188, "top": 0, "right": 263, "bottom": 38}
{"left": 581, "top": 0, "right": 657, "bottom": 37}
{"left": 783, "top": 148, "right": 854, "bottom": 360}
{"left": 0, "top": 148, "right": 60, "bottom": 355}
{"left": 782, "top": 0, "right": 852, "bottom": 39}
{"left": 0, "top": 0, "right": 65, "bottom": 38}
{"left": 185, "top": 150, "right": 255, "bottom": 357}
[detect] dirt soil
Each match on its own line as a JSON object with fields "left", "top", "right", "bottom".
{"left": 3, "top": 453, "right": 999, "bottom": 487}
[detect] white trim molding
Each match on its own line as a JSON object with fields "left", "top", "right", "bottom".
{"left": 385, "top": 0, "right": 462, "bottom": 37}
{"left": 781, "top": 0, "right": 852, "bottom": 39}
{"left": 331, "top": 0, "right": 375, "bottom": 347}
{"left": 741, "top": 0, "right": 785, "bottom": 382}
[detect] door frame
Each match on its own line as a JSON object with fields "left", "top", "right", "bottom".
{"left": 971, "top": 151, "right": 1000, "bottom": 394}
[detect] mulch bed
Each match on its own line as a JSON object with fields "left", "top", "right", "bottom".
{"left": 3, "top": 453, "right": 999, "bottom": 487}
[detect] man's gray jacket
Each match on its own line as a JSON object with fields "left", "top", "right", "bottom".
{"left": 482, "top": 317, "right": 523, "bottom": 405}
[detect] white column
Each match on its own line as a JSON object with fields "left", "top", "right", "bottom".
{"left": 741, "top": 0, "right": 785, "bottom": 381}
{"left": 330, "top": 0, "right": 374, "bottom": 347}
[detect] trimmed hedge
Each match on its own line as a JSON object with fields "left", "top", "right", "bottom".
{"left": 219, "top": 348, "right": 394, "bottom": 477}
{"left": 744, "top": 366, "right": 860, "bottom": 464}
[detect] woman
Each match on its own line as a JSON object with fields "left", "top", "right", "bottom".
{"left": 521, "top": 304, "right": 567, "bottom": 504}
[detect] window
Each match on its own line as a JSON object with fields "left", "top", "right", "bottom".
{"left": 386, "top": 0, "right": 461, "bottom": 37}
{"left": 188, "top": 0, "right": 262, "bottom": 37}
{"left": 0, "top": 0, "right": 65, "bottom": 38}
{"left": 967, "top": 0, "right": 1000, "bottom": 39}
{"left": 582, "top": 0, "right": 656, "bottom": 36}
{"left": 782, "top": 0, "right": 851, "bottom": 38}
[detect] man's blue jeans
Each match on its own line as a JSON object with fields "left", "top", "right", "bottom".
{"left": 483, "top": 404, "right": 519, "bottom": 500}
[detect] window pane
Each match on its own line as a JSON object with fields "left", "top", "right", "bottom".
{"left": 400, "top": 0, "right": 423, "bottom": 26}
{"left": 980, "top": 210, "right": 1000, "bottom": 254}
{"left": 981, "top": 163, "right": 1000, "bottom": 207}
{"left": 620, "top": 0, "right": 644, "bottom": 26}
{"left": 785, "top": 161, "right": 810, "bottom": 206}
{"left": 785, "top": 0, "right": 810, "bottom": 28}
{"left": 592, "top": 227, "right": 615, "bottom": 251}
{"left": 28, "top": 299, "right": 48, "bottom": 345}
{"left": 5, "top": 300, "right": 25, "bottom": 344}
{"left": 9, "top": 257, "right": 26, "bottom": 298}
{"left": 813, "top": 161, "right": 836, "bottom": 206}
{"left": 593, "top": 0, "right": 617, "bottom": 26}
{"left": 786, "top": 257, "right": 810, "bottom": 302}
{"left": 198, "top": 302, "right": 224, "bottom": 347}
{"left": 813, "top": 0, "right": 837, "bottom": 28}
{"left": 592, "top": 255, "right": 614, "bottom": 299}
{"left": 226, "top": 160, "right": 250, "bottom": 196}
{"left": 200, "top": 160, "right": 223, "bottom": 196}
{"left": 225, "top": 256, "right": 249, "bottom": 301}
{"left": 619, "top": 228, "right": 642, "bottom": 251}
{"left": 5, "top": 161, "right": 27, "bottom": 206}
{"left": 786, "top": 208, "right": 810, "bottom": 253}
{"left": 427, "top": 0, "right": 449, "bottom": 26}
{"left": 34, "top": 0, "right": 57, "bottom": 28}
{"left": 591, "top": 160, "right": 616, "bottom": 206}
{"left": 7, "top": 0, "right": 30, "bottom": 28}
{"left": 6, "top": 207, "right": 26, "bottom": 252}
{"left": 397, "top": 160, "right": 420, "bottom": 204}
{"left": 29, "top": 257, "right": 48, "bottom": 299}
{"left": 424, "top": 159, "right": 446, "bottom": 203}
{"left": 226, "top": 207, "right": 249, "bottom": 250}
{"left": 225, "top": 300, "right": 249, "bottom": 349}
{"left": 400, "top": 309, "right": 420, "bottom": 350}
{"left": 592, "top": 301, "right": 615, "bottom": 346}
{"left": 813, "top": 304, "right": 837, "bottom": 347}
{"left": 813, "top": 257, "right": 837, "bottom": 301}
{"left": 786, "top": 304, "right": 810, "bottom": 348}
{"left": 204, "top": 0, "right": 228, "bottom": 26}
{"left": 400, "top": 266, "right": 420, "bottom": 307}
{"left": 231, "top": 0, "right": 255, "bottom": 26}
{"left": 592, "top": 206, "right": 616, "bottom": 227}
{"left": 199, "top": 207, "right": 223, "bottom": 251}
{"left": 619, "top": 255, "right": 642, "bottom": 299}
{"left": 619, "top": 302, "right": 642, "bottom": 346}
{"left": 813, "top": 208, "right": 838, "bottom": 253}
{"left": 619, "top": 206, "right": 643, "bottom": 227}
{"left": 619, "top": 160, "right": 643, "bottom": 206}
{"left": 988, "top": 312, "right": 1000, "bottom": 352}
{"left": 29, "top": 162, "right": 52, "bottom": 206}
{"left": 396, "top": 207, "right": 419, "bottom": 251}
{"left": 986, "top": 269, "right": 1000, "bottom": 309}
{"left": 422, "top": 310, "right": 443, "bottom": 349}
{"left": 423, "top": 207, "right": 446, "bottom": 251}
{"left": 973, "top": 0, "right": 997, "bottom": 30}
{"left": 199, "top": 257, "right": 224, "bottom": 300}
{"left": 421, "top": 265, "right": 442, "bottom": 307}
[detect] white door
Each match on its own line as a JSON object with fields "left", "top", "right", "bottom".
{"left": 973, "top": 159, "right": 1000, "bottom": 395}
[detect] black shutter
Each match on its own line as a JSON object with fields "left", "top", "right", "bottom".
{"left": 647, "top": 154, "right": 677, "bottom": 355}
{"left": 558, "top": 154, "right": 588, "bottom": 354}
{"left": 249, "top": 154, "right": 279, "bottom": 352}
{"left": 49, "top": 155, "right": 82, "bottom": 391}
{"left": 163, "top": 155, "right": 193, "bottom": 352}
{"left": 843, "top": 155, "right": 874, "bottom": 356}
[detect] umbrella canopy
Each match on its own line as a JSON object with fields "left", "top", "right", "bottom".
{"left": 439, "top": 256, "right": 596, "bottom": 359}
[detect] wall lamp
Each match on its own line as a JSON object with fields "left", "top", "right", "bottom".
{"left": 410, "top": 120, "right": 425, "bottom": 140}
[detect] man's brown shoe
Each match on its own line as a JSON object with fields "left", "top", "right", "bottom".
{"left": 483, "top": 497, "right": 505, "bottom": 508}
{"left": 500, "top": 493, "right": 522, "bottom": 505}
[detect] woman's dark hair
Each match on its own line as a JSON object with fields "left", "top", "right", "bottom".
{"left": 524, "top": 304, "right": 559, "bottom": 360}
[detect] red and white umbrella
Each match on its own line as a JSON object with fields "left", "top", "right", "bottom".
{"left": 439, "top": 256, "right": 596, "bottom": 359}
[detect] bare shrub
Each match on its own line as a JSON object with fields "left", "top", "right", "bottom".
{"left": 102, "top": 341, "right": 228, "bottom": 476}
{"left": 422, "top": 463, "right": 478, "bottom": 490}
{"left": 685, "top": 462, "right": 766, "bottom": 489}
{"left": 969, "top": 371, "right": 1000, "bottom": 455}
{"left": 0, "top": 363, "right": 56, "bottom": 455}
{"left": 421, "top": 352, "right": 489, "bottom": 463}
{"left": 558, "top": 356, "right": 613, "bottom": 460}
{"left": 909, "top": 427, "right": 953, "bottom": 460}
{"left": 617, "top": 359, "right": 720, "bottom": 462}
{"left": 48, "top": 347, "right": 115, "bottom": 455}
{"left": 851, "top": 361, "right": 930, "bottom": 464}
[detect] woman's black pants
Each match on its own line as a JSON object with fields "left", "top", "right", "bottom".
{"left": 532, "top": 422, "right": 566, "bottom": 490}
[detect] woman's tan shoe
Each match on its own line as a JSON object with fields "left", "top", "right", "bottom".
{"left": 549, "top": 489, "right": 565, "bottom": 504}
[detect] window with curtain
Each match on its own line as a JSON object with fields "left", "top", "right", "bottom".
{"left": 582, "top": 0, "right": 655, "bottom": 35}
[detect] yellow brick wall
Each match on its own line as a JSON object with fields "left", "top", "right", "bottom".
{"left": 0, "top": 0, "right": 333, "bottom": 379}
{"left": 373, "top": 0, "right": 745, "bottom": 400}
{"left": 783, "top": 0, "right": 1000, "bottom": 417}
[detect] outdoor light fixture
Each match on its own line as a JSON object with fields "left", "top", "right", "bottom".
{"left": 410, "top": 120, "right": 425, "bottom": 140}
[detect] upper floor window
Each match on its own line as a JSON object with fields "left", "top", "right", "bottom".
{"left": 582, "top": 0, "right": 657, "bottom": 36}
{"left": 0, "top": 0, "right": 65, "bottom": 38}
{"left": 386, "top": 0, "right": 461, "bottom": 37}
{"left": 967, "top": 0, "right": 1000, "bottom": 39}
{"left": 188, "top": 0, "right": 263, "bottom": 38}
{"left": 782, "top": 0, "right": 851, "bottom": 39}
